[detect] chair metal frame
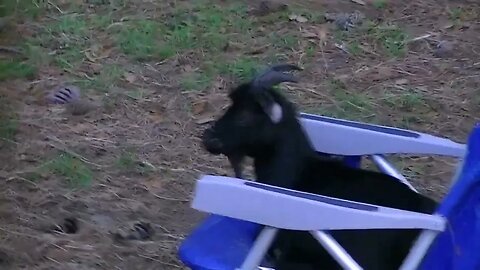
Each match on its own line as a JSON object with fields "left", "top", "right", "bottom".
{"left": 178, "top": 112, "right": 476, "bottom": 270}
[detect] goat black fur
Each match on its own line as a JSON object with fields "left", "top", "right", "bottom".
{"left": 202, "top": 64, "right": 438, "bottom": 270}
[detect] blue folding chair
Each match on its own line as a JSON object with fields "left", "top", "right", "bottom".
{"left": 177, "top": 112, "right": 479, "bottom": 270}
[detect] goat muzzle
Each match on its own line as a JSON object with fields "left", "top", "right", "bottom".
{"left": 202, "top": 128, "right": 223, "bottom": 155}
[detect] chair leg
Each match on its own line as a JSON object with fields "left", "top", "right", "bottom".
{"left": 238, "top": 226, "right": 278, "bottom": 270}
{"left": 399, "top": 230, "right": 440, "bottom": 270}
{"left": 372, "top": 154, "right": 417, "bottom": 192}
{"left": 311, "top": 231, "right": 363, "bottom": 270}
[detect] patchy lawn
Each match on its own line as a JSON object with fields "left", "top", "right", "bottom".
{"left": 0, "top": 0, "right": 479, "bottom": 268}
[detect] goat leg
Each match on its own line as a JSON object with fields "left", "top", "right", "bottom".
{"left": 227, "top": 154, "right": 244, "bottom": 179}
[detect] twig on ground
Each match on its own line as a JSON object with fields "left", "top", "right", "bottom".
{"left": 407, "top": 34, "right": 434, "bottom": 43}
{"left": 0, "top": 46, "right": 23, "bottom": 55}
{"left": 45, "top": 256, "right": 61, "bottom": 265}
{"left": 152, "top": 193, "right": 189, "bottom": 203}
{"left": 47, "top": 1, "right": 64, "bottom": 14}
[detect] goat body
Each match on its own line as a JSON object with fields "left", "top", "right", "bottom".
{"left": 202, "top": 64, "right": 438, "bottom": 270}
{"left": 271, "top": 154, "right": 437, "bottom": 270}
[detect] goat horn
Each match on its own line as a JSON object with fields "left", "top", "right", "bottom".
{"left": 252, "top": 64, "right": 302, "bottom": 89}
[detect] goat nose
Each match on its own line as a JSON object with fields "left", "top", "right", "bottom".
{"left": 203, "top": 127, "right": 214, "bottom": 138}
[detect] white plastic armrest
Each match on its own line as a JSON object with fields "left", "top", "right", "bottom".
{"left": 299, "top": 113, "right": 465, "bottom": 157}
{"left": 192, "top": 175, "right": 446, "bottom": 232}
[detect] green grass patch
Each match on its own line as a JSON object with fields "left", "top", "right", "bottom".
{"left": 334, "top": 91, "right": 374, "bottom": 118}
{"left": 0, "top": 59, "right": 36, "bottom": 80}
{"left": 216, "top": 57, "right": 262, "bottom": 82}
{"left": 28, "top": 13, "right": 91, "bottom": 69}
{"left": 118, "top": 19, "right": 177, "bottom": 60}
{"left": 52, "top": 14, "right": 88, "bottom": 36}
{"left": 321, "top": 79, "right": 376, "bottom": 120}
{"left": 23, "top": 44, "right": 51, "bottom": 67}
{"left": 382, "top": 88, "right": 427, "bottom": 111}
{"left": 0, "top": 117, "right": 17, "bottom": 141}
{"left": 116, "top": 151, "right": 153, "bottom": 175}
{"left": 269, "top": 33, "right": 299, "bottom": 50}
{"left": 54, "top": 45, "right": 85, "bottom": 69}
{"left": 368, "top": 24, "right": 408, "bottom": 57}
{"left": 448, "top": 7, "right": 464, "bottom": 21}
{"left": 78, "top": 64, "right": 123, "bottom": 91}
{"left": 42, "top": 153, "right": 93, "bottom": 188}
{"left": 372, "top": 0, "right": 388, "bottom": 9}
{"left": 0, "top": 104, "right": 18, "bottom": 141}
{"left": 90, "top": 12, "right": 114, "bottom": 29}
{"left": 117, "top": 1, "right": 252, "bottom": 60}
{"left": 181, "top": 72, "right": 213, "bottom": 91}
{"left": 347, "top": 41, "right": 362, "bottom": 56}
{"left": 399, "top": 115, "right": 424, "bottom": 129}
{"left": 0, "top": 0, "right": 44, "bottom": 18}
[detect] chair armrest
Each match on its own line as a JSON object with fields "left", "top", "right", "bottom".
{"left": 192, "top": 175, "right": 446, "bottom": 232}
{"left": 299, "top": 113, "right": 465, "bottom": 157}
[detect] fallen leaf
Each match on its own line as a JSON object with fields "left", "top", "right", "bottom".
{"left": 301, "top": 25, "right": 328, "bottom": 44}
{"left": 367, "top": 66, "right": 395, "bottom": 81}
{"left": 84, "top": 46, "right": 113, "bottom": 62}
{"left": 317, "top": 25, "right": 328, "bottom": 43}
{"left": 248, "top": 44, "right": 269, "bottom": 55}
{"left": 192, "top": 101, "right": 208, "bottom": 115}
{"left": 148, "top": 110, "right": 165, "bottom": 124}
{"left": 443, "top": 23, "right": 454, "bottom": 29}
{"left": 123, "top": 72, "right": 137, "bottom": 83}
{"left": 289, "top": 14, "right": 308, "bottom": 23}
{"left": 351, "top": 0, "right": 366, "bottom": 5}
{"left": 84, "top": 51, "right": 97, "bottom": 62}
{"left": 144, "top": 176, "right": 163, "bottom": 191}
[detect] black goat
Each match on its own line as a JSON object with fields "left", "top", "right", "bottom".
{"left": 202, "top": 64, "right": 438, "bottom": 270}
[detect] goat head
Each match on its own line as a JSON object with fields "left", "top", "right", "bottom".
{"left": 202, "top": 63, "right": 302, "bottom": 178}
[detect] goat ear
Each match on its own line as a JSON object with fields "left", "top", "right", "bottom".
{"left": 255, "top": 92, "right": 283, "bottom": 124}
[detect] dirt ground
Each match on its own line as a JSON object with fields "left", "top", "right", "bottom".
{"left": 0, "top": 0, "right": 479, "bottom": 269}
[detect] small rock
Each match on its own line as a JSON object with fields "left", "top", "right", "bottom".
{"left": 254, "top": 0, "right": 288, "bottom": 16}
{"left": 433, "top": 41, "right": 454, "bottom": 58}
{"left": 395, "top": 78, "right": 409, "bottom": 85}
{"left": 113, "top": 221, "right": 154, "bottom": 241}
{"left": 289, "top": 14, "right": 308, "bottom": 23}
{"left": 325, "top": 11, "right": 365, "bottom": 31}
{"left": 65, "top": 100, "right": 98, "bottom": 116}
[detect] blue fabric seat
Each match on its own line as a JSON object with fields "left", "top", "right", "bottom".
{"left": 419, "top": 123, "right": 480, "bottom": 270}
{"left": 178, "top": 215, "right": 263, "bottom": 270}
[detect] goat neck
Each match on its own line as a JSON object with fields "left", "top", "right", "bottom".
{"left": 251, "top": 91, "right": 317, "bottom": 189}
